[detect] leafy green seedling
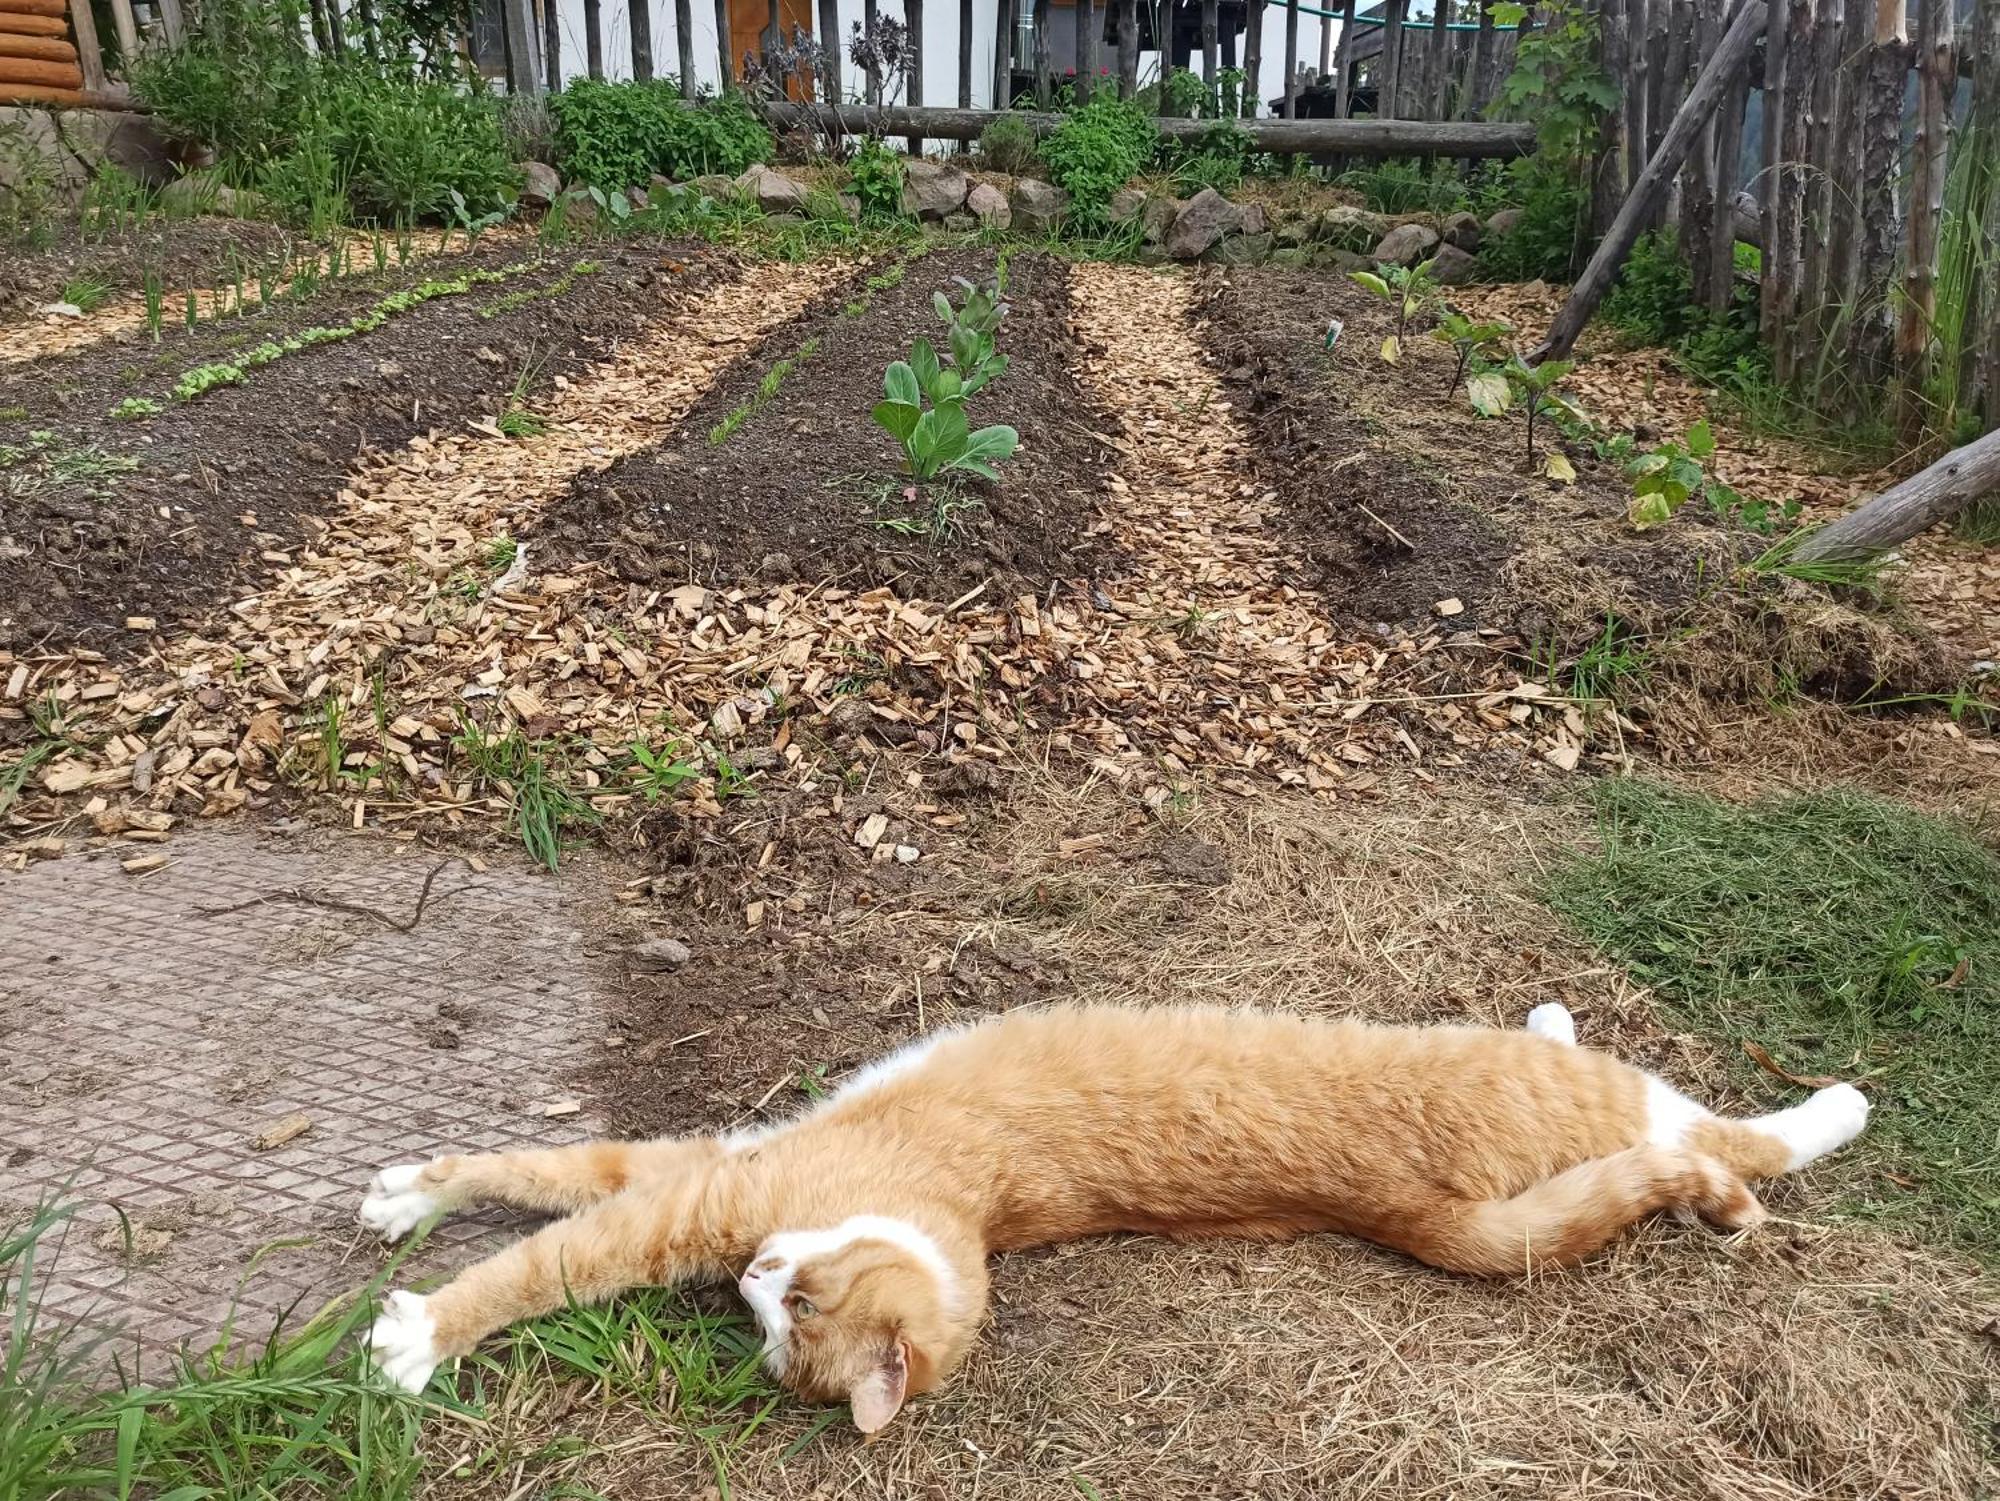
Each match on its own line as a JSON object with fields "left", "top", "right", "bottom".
{"left": 1502, "top": 355, "right": 1583, "bottom": 480}
{"left": 1348, "top": 259, "right": 1437, "bottom": 364}
{"left": 1433, "top": 310, "right": 1514, "bottom": 409}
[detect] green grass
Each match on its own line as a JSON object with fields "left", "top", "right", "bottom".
{"left": 58, "top": 274, "right": 111, "bottom": 314}
{"left": 1748, "top": 528, "right": 1892, "bottom": 590}
{"left": 1542, "top": 778, "right": 2000, "bottom": 1257}
{"left": 452, "top": 721, "right": 598, "bottom": 869}
{"left": 0, "top": 1199, "right": 799, "bottom": 1499}
{"left": 708, "top": 335, "right": 820, "bottom": 447}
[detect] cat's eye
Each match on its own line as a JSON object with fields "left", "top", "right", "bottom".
{"left": 787, "top": 1294, "right": 818, "bottom": 1319}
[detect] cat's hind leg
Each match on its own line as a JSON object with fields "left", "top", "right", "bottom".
{"left": 1390, "top": 1145, "right": 1761, "bottom": 1277}
{"left": 1692, "top": 1083, "right": 1870, "bottom": 1178}
{"left": 1525, "top": 1003, "right": 1577, "bottom": 1046}
{"left": 360, "top": 1138, "right": 719, "bottom": 1242}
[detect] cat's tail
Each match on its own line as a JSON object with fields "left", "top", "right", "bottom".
{"left": 1414, "top": 1145, "right": 1761, "bottom": 1277}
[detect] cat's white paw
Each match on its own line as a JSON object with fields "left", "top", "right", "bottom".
{"left": 1762, "top": 1082, "right": 1871, "bottom": 1170}
{"left": 365, "top": 1290, "right": 441, "bottom": 1394}
{"left": 359, "top": 1163, "right": 441, "bottom": 1242}
{"left": 1525, "top": 1003, "right": 1577, "bottom": 1047}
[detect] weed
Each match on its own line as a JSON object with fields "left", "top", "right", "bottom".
{"left": 848, "top": 136, "right": 907, "bottom": 218}
{"left": 551, "top": 81, "right": 770, "bottom": 191}
{"left": 1543, "top": 778, "right": 2000, "bottom": 1256}
{"left": 1542, "top": 616, "right": 1650, "bottom": 704}
{"left": 453, "top": 720, "right": 598, "bottom": 869}
{"left": 866, "top": 479, "right": 986, "bottom": 544}
{"left": 711, "top": 751, "right": 756, "bottom": 802}
{"left": 626, "top": 737, "right": 698, "bottom": 801}
{"left": 141, "top": 271, "right": 165, "bottom": 341}
{"left": 1748, "top": 529, "right": 1891, "bottom": 591}
{"left": 483, "top": 536, "right": 519, "bottom": 573}
{"left": 497, "top": 346, "right": 551, "bottom": 438}
{"left": 1038, "top": 96, "right": 1157, "bottom": 229}
{"left": 709, "top": 336, "right": 820, "bottom": 446}
{"left": 59, "top": 275, "right": 111, "bottom": 315}
{"left": 977, "top": 112, "right": 1040, "bottom": 175}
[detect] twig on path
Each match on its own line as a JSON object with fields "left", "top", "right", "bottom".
{"left": 194, "top": 857, "right": 472, "bottom": 933}
{"left": 1356, "top": 503, "right": 1417, "bottom": 552}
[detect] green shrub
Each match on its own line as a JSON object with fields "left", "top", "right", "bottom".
{"left": 977, "top": 114, "right": 1040, "bottom": 176}
{"left": 134, "top": 7, "right": 517, "bottom": 228}
{"left": 1478, "top": 156, "right": 1590, "bottom": 281}
{"left": 1156, "top": 120, "right": 1252, "bottom": 195}
{"left": 1601, "top": 230, "right": 1702, "bottom": 345}
{"left": 1038, "top": 96, "right": 1156, "bottom": 228}
{"left": 551, "top": 81, "right": 770, "bottom": 190}
{"left": 848, "top": 137, "right": 906, "bottom": 218}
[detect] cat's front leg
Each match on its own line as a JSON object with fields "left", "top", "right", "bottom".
{"left": 359, "top": 1138, "right": 722, "bottom": 1242}
{"left": 364, "top": 1182, "right": 730, "bottom": 1393}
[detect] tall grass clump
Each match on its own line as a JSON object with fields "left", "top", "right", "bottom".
{"left": 1544, "top": 778, "right": 2000, "bottom": 1258}
{"left": 132, "top": 0, "right": 517, "bottom": 230}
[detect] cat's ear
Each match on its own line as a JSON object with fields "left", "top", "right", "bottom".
{"left": 848, "top": 1337, "right": 910, "bottom": 1435}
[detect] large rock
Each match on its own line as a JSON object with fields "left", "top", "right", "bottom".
{"left": 554, "top": 186, "right": 600, "bottom": 225}
{"left": 1431, "top": 243, "right": 1480, "bottom": 284}
{"left": 517, "top": 160, "right": 561, "bottom": 209}
{"left": 1107, "top": 186, "right": 1148, "bottom": 223}
{"left": 1238, "top": 202, "right": 1267, "bottom": 236}
{"left": 966, "top": 180, "right": 1011, "bottom": 229}
{"left": 1165, "top": 187, "right": 1242, "bottom": 260}
{"left": 1441, "top": 210, "right": 1482, "bottom": 252}
{"left": 1208, "top": 231, "right": 1274, "bottom": 266}
{"left": 902, "top": 157, "right": 969, "bottom": 220}
{"left": 1319, "top": 204, "right": 1391, "bottom": 250}
{"left": 734, "top": 163, "right": 808, "bottom": 213}
{"left": 1485, "top": 206, "right": 1523, "bottom": 239}
{"left": 1373, "top": 221, "right": 1441, "bottom": 267}
{"left": 692, "top": 173, "right": 739, "bottom": 201}
{"left": 1009, "top": 178, "right": 1070, "bottom": 235}
{"left": 1140, "top": 194, "right": 1179, "bottom": 246}
{"left": 1274, "top": 213, "right": 1313, "bottom": 248}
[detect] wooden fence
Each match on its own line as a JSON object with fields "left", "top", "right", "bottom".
{"left": 0, "top": 0, "right": 181, "bottom": 107}
{"left": 1589, "top": 0, "right": 2000, "bottom": 434}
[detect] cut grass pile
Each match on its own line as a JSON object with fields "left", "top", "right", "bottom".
{"left": 0, "top": 1200, "right": 788, "bottom": 1499}
{"left": 1543, "top": 778, "right": 2000, "bottom": 1257}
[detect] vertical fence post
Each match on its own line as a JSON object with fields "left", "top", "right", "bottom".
{"left": 958, "top": 0, "right": 972, "bottom": 105}
{"left": 672, "top": 0, "right": 693, "bottom": 95}
{"left": 1593, "top": 0, "right": 1630, "bottom": 235}
{"left": 713, "top": 0, "right": 730, "bottom": 84}
{"left": 1333, "top": 0, "right": 1354, "bottom": 117}
{"left": 1683, "top": 0, "right": 1720, "bottom": 305}
{"left": 994, "top": 0, "right": 1014, "bottom": 106}
{"left": 542, "top": 0, "right": 559, "bottom": 87}
{"left": 1975, "top": 0, "right": 2000, "bottom": 429}
{"left": 1756, "top": 0, "right": 1786, "bottom": 333}
{"left": 1117, "top": 0, "right": 1138, "bottom": 96}
{"left": 1284, "top": 0, "right": 1299, "bottom": 116}
{"left": 67, "top": 0, "right": 106, "bottom": 94}
{"left": 1770, "top": 0, "right": 1812, "bottom": 384}
{"left": 1704, "top": 6, "right": 1749, "bottom": 311}
{"left": 583, "top": 0, "right": 603, "bottom": 78}
{"left": 1819, "top": 0, "right": 1868, "bottom": 336}
{"left": 1033, "top": 0, "right": 1051, "bottom": 104}
{"left": 500, "top": 0, "right": 542, "bottom": 91}
{"left": 1201, "top": 0, "right": 1220, "bottom": 96}
{"left": 1851, "top": 0, "right": 1907, "bottom": 386}
{"left": 1625, "top": 0, "right": 1649, "bottom": 184}
{"left": 1381, "top": 0, "right": 1403, "bottom": 118}
{"left": 1897, "top": 0, "right": 1955, "bottom": 433}
{"left": 820, "top": 0, "right": 843, "bottom": 98}
{"left": 1428, "top": 0, "right": 1447, "bottom": 120}
{"left": 906, "top": 0, "right": 924, "bottom": 146}
{"left": 628, "top": 0, "right": 652, "bottom": 80}
{"left": 1244, "top": 0, "right": 1263, "bottom": 115}
{"left": 1798, "top": 0, "right": 1842, "bottom": 350}
{"left": 1466, "top": 0, "right": 1494, "bottom": 117}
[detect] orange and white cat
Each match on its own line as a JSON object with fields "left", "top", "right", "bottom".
{"left": 360, "top": 1002, "right": 1868, "bottom": 1430}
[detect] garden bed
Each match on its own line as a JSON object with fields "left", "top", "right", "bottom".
{"left": 535, "top": 247, "right": 1121, "bottom": 602}
{"left": 0, "top": 237, "right": 733, "bottom": 658}
{"left": 1192, "top": 265, "right": 1960, "bottom": 708}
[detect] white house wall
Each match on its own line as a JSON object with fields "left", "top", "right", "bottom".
{"left": 544, "top": 2, "right": 1335, "bottom": 124}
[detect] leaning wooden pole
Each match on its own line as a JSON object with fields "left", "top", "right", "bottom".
{"left": 1534, "top": 0, "right": 1765, "bottom": 362}
{"left": 1789, "top": 427, "right": 2000, "bottom": 560}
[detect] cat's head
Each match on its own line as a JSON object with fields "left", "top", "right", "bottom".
{"left": 737, "top": 1215, "right": 979, "bottom": 1432}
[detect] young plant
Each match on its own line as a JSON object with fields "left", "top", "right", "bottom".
{"left": 110, "top": 397, "right": 163, "bottom": 420}
{"left": 847, "top": 136, "right": 905, "bottom": 218}
{"left": 932, "top": 280, "right": 1010, "bottom": 393}
{"left": 1348, "top": 259, "right": 1438, "bottom": 364}
{"left": 1623, "top": 419, "right": 1714, "bottom": 531}
{"left": 1433, "top": 310, "right": 1514, "bottom": 405}
{"left": 141, "top": 272, "right": 164, "bottom": 342}
{"left": 871, "top": 352, "right": 1018, "bottom": 481}
{"left": 626, "top": 737, "right": 698, "bottom": 802}
{"left": 1502, "top": 355, "right": 1583, "bottom": 480}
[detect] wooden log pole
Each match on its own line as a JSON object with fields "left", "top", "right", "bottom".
{"left": 994, "top": 0, "right": 1014, "bottom": 106}
{"left": 1977, "top": 0, "right": 2000, "bottom": 428}
{"left": 583, "top": 0, "right": 602, "bottom": 77}
{"left": 1790, "top": 427, "right": 2000, "bottom": 561}
{"left": 1754, "top": 0, "right": 1786, "bottom": 332}
{"left": 1284, "top": 0, "right": 1300, "bottom": 117}
{"left": 1429, "top": 0, "right": 1448, "bottom": 120}
{"left": 1593, "top": 0, "right": 1630, "bottom": 236}
{"left": 1534, "top": 0, "right": 1765, "bottom": 362}
{"left": 1799, "top": 0, "right": 1842, "bottom": 349}
{"left": 1202, "top": 0, "right": 1220, "bottom": 92}
{"left": 1770, "top": 0, "right": 1812, "bottom": 383}
{"left": 106, "top": 0, "right": 138, "bottom": 64}
{"left": 1705, "top": 15, "right": 1750, "bottom": 311}
{"left": 1076, "top": 0, "right": 1095, "bottom": 102}
{"left": 864, "top": 0, "right": 880, "bottom": 103}
{"left": 626, "top": 0, "right": 651, "bottom": 80}
{"left": 1820, "top": 0, "right": 1869, "bottom": 337}
{"left": 1683, "top": 0, "right": 1721, "bottom": 308}
{"left": 1626, "top": 0, "right": 1650, "bottom": 187}
{"left": 905, "top": 0, "right": 923, "bottom": 147}
{"left": 502, "top": 0, "right": 542, "bottom": 91}
{"left": 740, "top": 100, "right": 1540, "bottom": 152}
{"left": 1852, "top": 0, "right": 1907, "bottom": 383}
{"left": 713, "top": 0, "right": 729, "bottom": 84}
{"left": 1333, "top": 0, "right": 1355, "bottom": 118}
{"left": 1466, "top": 0, "right": 1494, "bottom": 117}
{"left": 543, "top": 0, "right": 560, "bottom": 86}
{"left": 155, "top": 0, "right": 183, "bottom": 46}
{"left": 676, "top": 0, "right": 696, "bottom": 97}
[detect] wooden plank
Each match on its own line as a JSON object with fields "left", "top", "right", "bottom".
{"left": 64, "top": 0, "right": 99, "bottom": 90}
{"left": 1897, "top": 0, "right": 1954, "bottom": 431}
{"left": 106, "top": 0, "right": 138, "bottom": 66}
{"left": 744, "top": 100, "right": 1540, "bottom": 153}
{"left": 1535, "top": 0, "right": 1766, "bottom": 362}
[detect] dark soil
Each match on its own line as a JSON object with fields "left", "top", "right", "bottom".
{"left": 1192, "top": 265, "right": 1957, "bottom": 703}
{"left": 0, "top": 239, "right": 736, "bottom": 658}
{"left": 0, "top": 214, "right": 294, "bottom": 320}
{"left": 536, "top": 247, "right": 1120, "bottom": 603}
